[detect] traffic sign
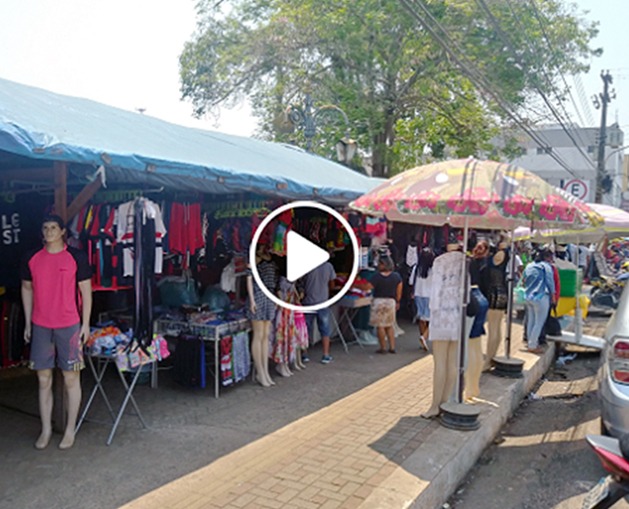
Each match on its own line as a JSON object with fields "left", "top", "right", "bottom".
{"left": 563, "top": 179, "right": 588, "bottom": 200}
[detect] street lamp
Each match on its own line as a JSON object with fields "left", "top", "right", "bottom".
{"left": 286, "top": 93, "right": 357, "bottom": 165}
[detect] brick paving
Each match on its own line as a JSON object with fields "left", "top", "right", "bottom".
{"left": 121, "top": 352, "right": 439, "bottom": 509}
{"left": 121, "top": 313, "right": 610, "bottom": 509}
{"left": 2, "top": 315, "right": 605, "bottom": 509}
{"left": 118, "top": 320, "right": 546, "bottom": 509}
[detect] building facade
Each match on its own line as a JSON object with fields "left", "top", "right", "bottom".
{"left": 503, "top": 124, "right": 625, "bottom": 207}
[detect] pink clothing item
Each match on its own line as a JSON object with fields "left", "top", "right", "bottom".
{"left": 22, "top": 246, "right": 92, "bottom": 328}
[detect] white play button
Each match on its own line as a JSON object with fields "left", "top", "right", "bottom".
{"left": 250, "top": 201, "right": 359, "bottom": 312}
{"left": 286, "top": 230, "right": 330, "bottom": 282}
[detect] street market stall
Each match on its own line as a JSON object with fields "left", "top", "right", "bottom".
{"left": 350, "top": 158, "right": 603, "bottom": 429}
{"left": 0, "top": 78, "right": 380, "bottom": 439}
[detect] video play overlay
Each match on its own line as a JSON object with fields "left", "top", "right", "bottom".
{"left": 249, "top": 201, "right": 359, "bottom": 312}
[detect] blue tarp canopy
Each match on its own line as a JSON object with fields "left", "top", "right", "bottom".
{"left": 0, "top": 78, "right": 377, "bottom": 205}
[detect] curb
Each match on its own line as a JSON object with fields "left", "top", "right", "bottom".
{"left": 360, "top": 342, "right": 556, "bottom": 509}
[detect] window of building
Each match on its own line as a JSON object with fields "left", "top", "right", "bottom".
{"left": 536, "top": 146, "right": 552, "bottom": 155}
{"left": 587, "top": 145, "right": 596, "bottom": 153}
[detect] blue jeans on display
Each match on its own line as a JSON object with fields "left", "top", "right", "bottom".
{"left": 469, "top": 288, "right": 489, "bottom": 339}
{"left": 525, "top": 296, "right": 551, "bottom": 349}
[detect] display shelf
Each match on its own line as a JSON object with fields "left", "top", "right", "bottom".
{"left": 154, "top": 316, "right": 251, "bottom": 398}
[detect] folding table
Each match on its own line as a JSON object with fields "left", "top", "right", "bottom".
{"left": 76, "top": 352, "right": 157, "bottom": 445}
{"left": 332, "top": 296, "right": 373, "bottom": 352}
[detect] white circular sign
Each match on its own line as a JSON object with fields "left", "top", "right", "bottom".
{"left": 249, "top": 201, "right": 360, "bottom": 313}
{"left": 564, "top": 179, "right": 588, "bottom": 200}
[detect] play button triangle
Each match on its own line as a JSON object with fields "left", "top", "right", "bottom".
{"left": 286, "top": 230, "right": 330, "bottom": 282}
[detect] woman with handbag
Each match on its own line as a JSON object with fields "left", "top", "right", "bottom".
{"left": 522, "top": 248, "right": 556, "bottom": 354}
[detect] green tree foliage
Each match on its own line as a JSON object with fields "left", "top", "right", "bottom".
{"left": 179, "top": 0, "right": 599, "bottom": 176}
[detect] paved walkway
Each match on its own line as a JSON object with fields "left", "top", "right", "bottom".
{"left": 121, "top": 322, "right": 552, "bottom": 509}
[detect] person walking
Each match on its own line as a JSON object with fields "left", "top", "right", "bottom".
{"left": 413, "top": 247, "right": 434, "bottom": 351}
{"left": 21, "top": 215, "right": 92, "bottom": 450}
{"left": 301, "top": 250, "right": 336, "bottom": 364}
{"left": 369, "top": 256, "right": 403, "bottom": 354}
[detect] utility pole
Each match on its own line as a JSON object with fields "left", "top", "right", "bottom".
{"left": 594, "top": 71, "right": 614, "bottom": 203}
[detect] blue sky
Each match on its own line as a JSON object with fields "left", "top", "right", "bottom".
{"left": 0, "top": 0, "right": 626, "bottom": 138}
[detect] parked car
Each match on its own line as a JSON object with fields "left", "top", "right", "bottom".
{"left": 599, "top": 282, "right": 629, "bottom": 437}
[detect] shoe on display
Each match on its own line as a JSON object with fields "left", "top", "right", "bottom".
{"left": 320, "top": 355, "right": 333, "bottom": 364}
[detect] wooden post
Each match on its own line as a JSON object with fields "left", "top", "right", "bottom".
{"left": 53, "top": 161, "right": 68, "bottom": 221}
{"left": 53, "top": 161, "right": 68, "bottom": 432}
{"left": 67, "top": 170, "right": 104, "bottom": 220}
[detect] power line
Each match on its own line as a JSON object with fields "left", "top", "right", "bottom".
{"left": 573, "top": 75, "right": 595, "bottom": 126}
{"left": 522, "top": 0, "right": 596, "bottom": 149}
{"left": 397, "top": 0, "right": 582, "bottom": 180}
{"left": 479, "top": 0, "right": 596, "bottom": 169}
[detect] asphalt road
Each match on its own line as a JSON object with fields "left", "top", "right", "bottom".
{"left": 449, "top": 314, "right": 629, "bottom": 509}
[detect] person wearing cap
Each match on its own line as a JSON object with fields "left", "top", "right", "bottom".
{"left": 21, "top": 215, "right": 92, "bottom": 450}
{"left": 522, "top": 247, "right": 555, "bottom": 354}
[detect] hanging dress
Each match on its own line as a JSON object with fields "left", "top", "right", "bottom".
{"left": 272, "top": 277, "right": 299, "bottom": 364}
{"left": 247, "top": 260, "right": 278, "bottom": 321}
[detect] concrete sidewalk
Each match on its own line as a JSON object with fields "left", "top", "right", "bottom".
{"left": 119, "top": 322, "right": 553, "bottom": 509}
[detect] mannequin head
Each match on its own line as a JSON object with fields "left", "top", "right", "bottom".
{"left": 256, "top": 242, "right": 272, "bottom": 263}
{"left": 447, "top": 229, "right": 462, "bottom": 252}
{"left": 473, "top": 240, "right": 489, "bottom": 259}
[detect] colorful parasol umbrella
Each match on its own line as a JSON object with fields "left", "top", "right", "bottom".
{"left": 351, "top": 158, "right": 603, "bottom": 408}
{"left": 515, "top": 202, "right": 629, "bottom": 244}
{"left": 351, "top": 158, "right": 603, "bottom": 230}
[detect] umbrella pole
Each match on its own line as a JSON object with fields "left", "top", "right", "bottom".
{"left": 491, "top": 229, "right": 524, "bottom": 378}
{"left": 575, "top": 234, "right": 583, "bottom": 344}
{"left": 505, "top": 228, "right": 516, "bottom": 359}
{"left": 456, "top": 218, "right": 470, "bottom": 404}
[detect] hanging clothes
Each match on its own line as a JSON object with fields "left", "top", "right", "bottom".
{"left": 168, "top": 202, "right": 204, "bottom": 268}
{"left": 272, "top": 277, "right": 299, "bottom": 365}
{"left": 232, "top": 331, "right": 251, "bottom": 383}
{"left": 133, "top": 198, "right": 156, "bottom": 349}
{"left": 117, "top": 198, "right": 167, "bottom": 277}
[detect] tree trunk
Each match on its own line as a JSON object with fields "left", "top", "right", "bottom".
{"left": 371, "top": 109, "right": 397, "bottom": 177}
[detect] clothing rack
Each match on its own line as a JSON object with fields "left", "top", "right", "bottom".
{"left": 91, "top": 188, "right": 164, "bottom": 204}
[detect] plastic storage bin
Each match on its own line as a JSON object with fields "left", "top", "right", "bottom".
{"left": 558, "top": 268, "right": 582, "bottom": 298}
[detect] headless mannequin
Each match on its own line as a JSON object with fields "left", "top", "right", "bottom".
{"left": 247, "top": 247, "right": 276, "bottom": 387}
{"left": 293, "top": 350, "right": 306, "bottom": 370}
{"left": 421, "top": 242, "right": 464, "bottom": 418}
{"left": 484, "top": 242, "right": 508, "bottom": 371}
{"left": 250, "top": 320, "right": 274, "bottom": 386}
{"left": 464, "top": 288, "right": 484, "bottom": 402}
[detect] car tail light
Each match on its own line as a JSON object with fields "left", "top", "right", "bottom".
{"left": 611, "top": 337, "right": 629, "bottom": 384}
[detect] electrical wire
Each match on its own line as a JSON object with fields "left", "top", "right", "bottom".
{"left": 521, "top": 0, "right": 595, "bottom": 153}
{"left": 478, "top": 0, "right": 596, "bottom": 170}
{"left": 574, "top": 75, "right": 595, "bottom": 126}
{"left": 398, "top": 0, "right": 582, "bottom": 180}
